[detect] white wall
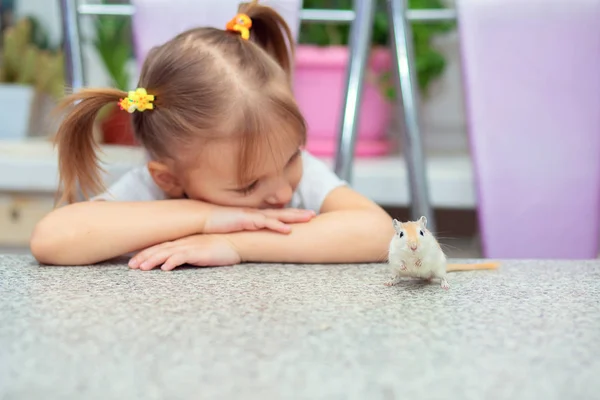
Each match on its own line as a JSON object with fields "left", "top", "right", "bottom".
{"left": 420, "top": 0, "right": 469, "bottom": 154}
{"left": 15, "top": 0, "right": 62, "bottom": 45}
{"left": 421, "top": 30, "right": 469, "bottom": 154}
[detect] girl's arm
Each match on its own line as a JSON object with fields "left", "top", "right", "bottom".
{"left": 31, "top": 199, "right": 315, "bottom": 266}
{"left": 225, "top": 186, "right": 395, "bottom": 263}
{"left": 30, "top": 200, "right": 212, "bottom": 265}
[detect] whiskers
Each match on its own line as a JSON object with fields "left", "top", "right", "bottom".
{"left": 429, "top": 231, "right": 463, "bottom": 254}
{"left": 438, "top": 242, "right": 461, "bottom": 254}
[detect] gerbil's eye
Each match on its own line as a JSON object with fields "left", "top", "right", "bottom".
{"left": 419, "top": 230, "right": 424, "bottom": 236}
{"left": 398, "top": 231, "right": 404, "bottom": 238}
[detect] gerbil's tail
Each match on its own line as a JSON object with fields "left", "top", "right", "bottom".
{"left": 446, "top": 262, "right": 500, "bottom": 272}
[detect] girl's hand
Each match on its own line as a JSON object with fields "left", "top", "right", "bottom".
{"left": 128, "top": 234, "right": 240, "bottom": 271}
{"left": 203, "top": 206, "right": 315, "bottom": 234}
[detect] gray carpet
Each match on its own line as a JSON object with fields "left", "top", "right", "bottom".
{"left": 1, "top": 255, "right": 599, "bottom": 399}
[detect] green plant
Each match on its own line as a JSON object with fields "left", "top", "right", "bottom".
{"left": 92, "top": 0, "right": 134, "bottom": 123}
{"left": 93, "top": 0, "right": 134, "bottom": 91}
{"left": 0, "top": 17, "right": 65, "bottom": 99}
{"left": 298, "top": 0, "right": 455, "bottom": 99}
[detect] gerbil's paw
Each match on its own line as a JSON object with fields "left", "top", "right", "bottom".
{"left": 385, "top": 276, "right": 401, "bottom": 286}
{"left": 415, "top": 259, "right": 422, "bottom": 268}
{"left": 440, "top": 278, "right": 450, "bottom": 290}
{"left": 400, "top": 261, "right": 408, "bottom": 271}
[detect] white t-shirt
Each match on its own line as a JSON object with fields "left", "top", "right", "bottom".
{"left": 93, "top": 151, "right": 347, "bottom": 213}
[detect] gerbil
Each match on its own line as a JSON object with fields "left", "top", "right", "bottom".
{"left": 385, "top": 216, "right": 499, "bottom": 289}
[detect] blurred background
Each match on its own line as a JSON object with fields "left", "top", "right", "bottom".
{"left": 0, "top": 0, "right": 599, "bottom": 260}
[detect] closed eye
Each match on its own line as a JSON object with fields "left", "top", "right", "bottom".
{"left": 287, "top": 149, "right": 301, "bottom": 165}
{"left": 232, "top": 149, "right": 300, "bottom": 196}
{"left": 236, "top": 180, "right": 259, "bottom": 195}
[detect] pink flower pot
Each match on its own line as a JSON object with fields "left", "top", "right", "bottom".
{"left": 292, "top": 45, "right": 393, "bottom": 157}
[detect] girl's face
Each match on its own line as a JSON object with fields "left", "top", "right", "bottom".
{"left": 161, "top": 139, "right": 304, "bottom": 209}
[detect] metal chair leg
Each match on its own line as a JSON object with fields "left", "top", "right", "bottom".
{"left": 59, "top": 0, "right": 85, "bottom": 91}
{"left": 333, "top": 0, "right": 376, "bottom": 183}
{"left": 386, "top": 0, "right": 435, "bottom": 231}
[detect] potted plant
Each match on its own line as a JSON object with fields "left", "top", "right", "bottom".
{"left": 93, "top": 0, "right": 136, "bottom": 146}
{"left": 0, "top": 16, "right": 65, "bottom": 140}
{"left": 295, "top": 0, "right": 454, "bottom": 157}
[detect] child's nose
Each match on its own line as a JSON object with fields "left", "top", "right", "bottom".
{"left": 266, "top": 182, "right": 293, "bottom": 206}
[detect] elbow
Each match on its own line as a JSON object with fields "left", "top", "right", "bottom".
{"left": 345, "top": 207, "right": 394, "bottom": 263}
{"left": 30, "top": 226, "right": 51, "bottom": 265}
{"left": 363, "top": 205, "right": 394, "bottom": 234}
{"left": 29, "top": 216, "right": 61, "bottom": 265}
{"left": 369, "top": 209, "right": 395, "bottom": 258}
{"left": 29, "top": 209, "right": 79, "bottom": 265}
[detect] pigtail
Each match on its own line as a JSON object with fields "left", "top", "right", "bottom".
{"left": 238, "top": 1, "right": 295, "bottom": 78}
{"left": 53, "top": 88, "right": 127, "bottom": 205}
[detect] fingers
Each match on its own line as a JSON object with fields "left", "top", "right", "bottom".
{"left": 259, "top": 208, "right": 316, "bottom": 223}
{"left": 239, "top": 213, "right": 291, "bottom": 234}
{"left": 129, "top": 241, "right": 175, "bottom": 270}
{"left": 133, "top": 246, "right": 188, "bottom": 271}
{"left": 236, "top": 208, "right": 316, "bottom": 234}
{"left": 205, "top": 207, "right": 316, "bottom": 235}
{"left": 261, "top": 217, "right": 291, "bottom": 234}
{"left": 139, "top": 249, "right": 172, "bottom": 271}
{"left": 138, "top": 247, "right": 215, "bottom": 271}
{"left": 160, "top": 253, "right": 187, "bottom": 271}
{"left": 240, "top": 208, "right": 316, "bottom": 234}
{"left": 129, "top": 237, "right": 216, "bottom": 271}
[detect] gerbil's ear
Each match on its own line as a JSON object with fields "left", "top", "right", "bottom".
{"left": 392, "top": 219, "right": 403, "bottom": 234}
{"left": 418, "top": 216, "right": 427, "bottom": 229}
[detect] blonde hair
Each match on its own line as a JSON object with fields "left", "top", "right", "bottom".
{"left": 54, "top": 1, "right": 306, "bottom": 205}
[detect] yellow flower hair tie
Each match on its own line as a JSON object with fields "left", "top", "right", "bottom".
{"left": 118, "top": 88, "right": 155, "bottom": 113}
{"left": 226, "top": 13, "right": 252, "bottom": 40}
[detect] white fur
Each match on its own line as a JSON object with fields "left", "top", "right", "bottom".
{"left": 385, "top": 218, "right": 450, "bottom": 289}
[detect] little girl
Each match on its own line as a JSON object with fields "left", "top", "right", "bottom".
{"left": 30, "top": 1, "right": 394, "bottom": 270}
